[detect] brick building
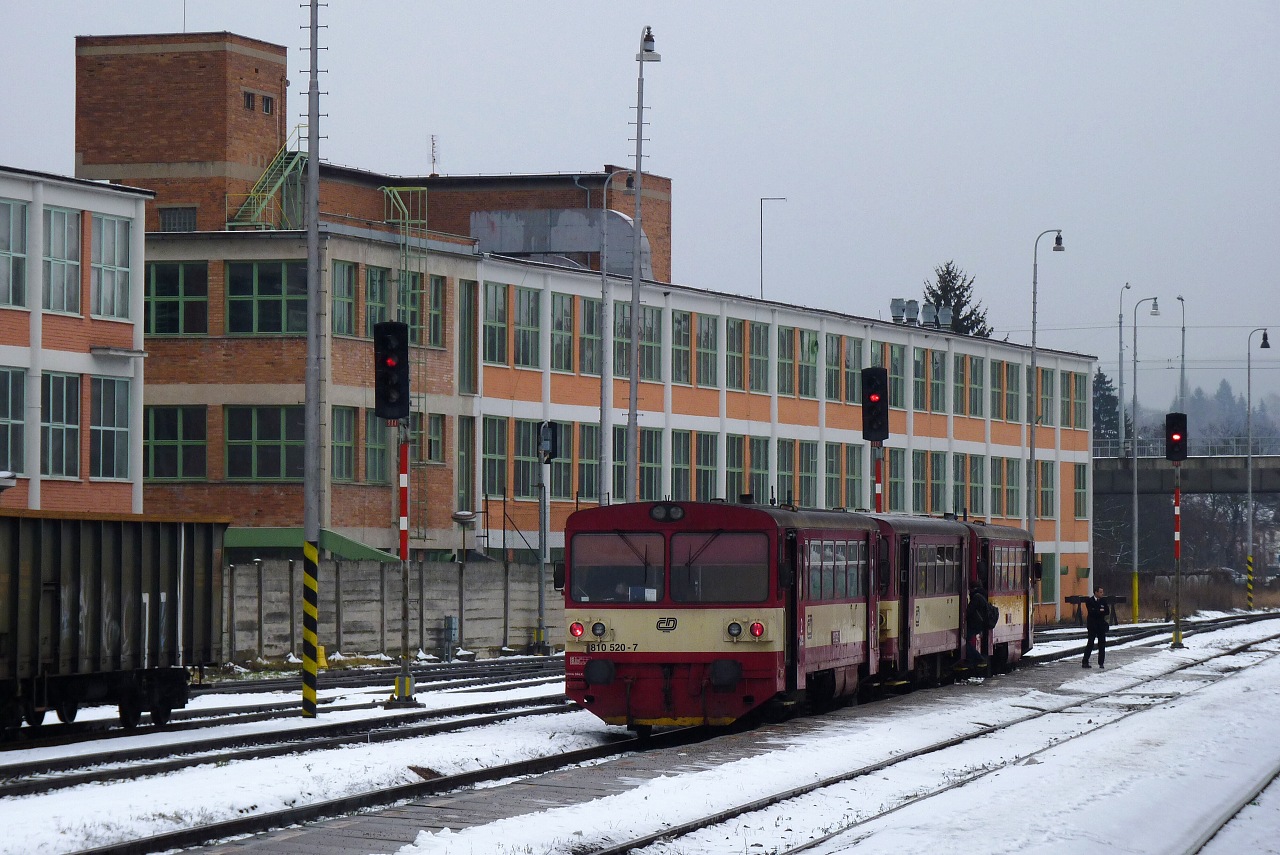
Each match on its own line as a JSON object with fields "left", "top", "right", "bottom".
{"left": 0, "top": 165, "right": 151, "bottom": 513}
{"left": 69, "top": 31, "right": 1093, "bottom": 621}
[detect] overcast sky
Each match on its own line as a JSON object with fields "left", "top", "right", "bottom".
{"left": 4, "top": 1, "right": 1278, "bottom": 410}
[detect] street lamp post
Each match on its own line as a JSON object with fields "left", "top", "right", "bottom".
{"left": 1247, "top": 327, "right": 1271, "bottom": 609}
{"left": 598, "top": 169, "right": 632, "bottom": 502}
{"left": 759, "top": 197, "right": 786, "bottom": 299}
{"left": 1118, "top": 283, "right": 1131, "bottom": 457}
{"left": 1177, "top": 295, "right": 1187, "bottom": 412}
{"left": 1026, "top": 229, "right": 1064, "bottom": 536}
{"left": 1130, "top": 296, "right": 1160, "bottom": 622}
{"left": 626, "top": 26, "right": 660, "bottom": 504}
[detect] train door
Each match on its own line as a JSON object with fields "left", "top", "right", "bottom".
{"left": 783, "top": 530, "right": 799, "bottom": 693}
{"left": 865, "top": 532, "right": 879, "bottom": 676}
{"left": 897, "top": 535, "right": 912, "bottom": 674}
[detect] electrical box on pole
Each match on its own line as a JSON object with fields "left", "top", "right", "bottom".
{"left": 373, "top": 321, "right": 410, "bottom": 420}
{"left": 539, "top": 421, "right": 559, "bottom": 464}
{"left": 861, "top": 367, "right": 890, "bottom": 442}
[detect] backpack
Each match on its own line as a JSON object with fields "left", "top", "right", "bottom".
{"left": 987, "top": 603, "right": 1000, "bottom": 630}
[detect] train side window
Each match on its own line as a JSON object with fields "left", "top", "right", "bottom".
{"left": 821, "top": 541, "right": 835, "bottom": 600}
{"left": 878, "top": 539, "right": 891, "bottom": 596}
{"left": 833, "top": 542, "right": 848, "bottom": 599}
{"left": 807, "top": 541, "right": 822, "bottom": 600}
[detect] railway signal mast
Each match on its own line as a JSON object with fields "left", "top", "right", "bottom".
{"left": 861, "top": 367, "right": 890, "bottom": 511}
{"left": 1166, "top": 412, "right": 1188, "bottom": 648}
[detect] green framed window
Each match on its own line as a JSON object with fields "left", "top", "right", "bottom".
{"left": 777, "top": 327, "right": 795, "bottom": 396}
{"left": 725, "top": 434, "right": 745, "bottom": 502}
{"left": 146, "top": 262, "right": 208, "bottom": 335}
{"left": 798, "top": 330, "right": 819, "bottom": 399}
{"left": 750, "top": 322, "right": 770, "bottom": 393}
{"left": 579, "top": 297, "right": 602, "bottom": 376}
{"left": 953, "top": 353, "right": 968, "bottom": 415}
{"left": 514, "top": 419, "right": 540, "bottom": 499}
{"left": 579, "top": 423, "right": 600, "bottom": 501}
{"left": 844, "top": 337, "right": 863, "bottom": 402}
{"left": 671, "top": 309, "right": 691, "bottom": 384}
{"left": 990, "top": 458, "right": 1005, "bottom": 519}
{"left": 913, "top": 347, "right": 927, "bottom": 410}
{"left": 798, "top": 440, "right": 818, "bottom": 507}
{"left": 551, "top": 293, "right": 574, "bottom": 372}
{"left": 777, "top": 438, "right": 795, "bottom": 504}
{"left": 1075, "top": 462, "right": 1089, "bottom": 519}
{"left": 613, "top": 424, "right": 629, "bottom": 499}
{"left": 1038, "top": 553, "right": 1058, "bottom": 604}
{"left": 458, "top": 280, "right": 479, "bottom": 394}
{"left": 398, "top": 270, "right": 423, "bottom": 345}
{"left": 482, "top": 416, "right": 507, "bottom": 497}
{"left": 90, "top": 215, "right": 130, "bottom": 320}
{"left": 365, "top": 411, "right": 388, "bottom": 483}
{"left": 483, "top": 281, "right": 508, "bottom": 365}
{"left": 930, "top": 350, "right": 946, "bottom": 413}
{"left": 331, "top": 406, "right": 356, "bottom": 481}
{"left": 696, "top": 432, "right": 718, "bottom": 501}
{"left": 227, "top": 261, "right": 306, "bottom": 334}
{"left": 41, "top": 372, "right": 79, "bottom": 477}
{"left": 0, "top": 198, "right": 27, "bottom": 308}
{"left": 912, "top": 449, "right": 928, "bottom": 513}
{"left": 1039, "top": 368, "right": 1055, "bottom": 427}
{"left": 726, "top": 318, "right": 745, "bottom": 391}
{"left": 696, "top": 315, "right": 717, "bottom": 387}
{"left": 990, "top": 360, "right": 1006, "bottom": 420}
{"left": 1039, "top": 460, "right": 1056, "bottom": 519}
{"left": 514, "top": 287, "right": 540, "bottom": 369}
{"left": 825, "top": 442, "right": 842, "bottom": 509}
{"left": 426, "top": 413, "right": 445, "bottom": 463}
{"left": 144, "top": 405, "right": 206, "bottom": 480}
{"left": 332, "top": 261, "right": 356, "bottom": 335}
{"left": 749, "top": 436, "right": 769, "bottom": 503}
{"left": 427, "top": 275, "right": 445, "bottom": 347}
{"left": 639, "top": 305, "right": 662, "bottom": 382}
{"left": 43, "top": 207, "right": 81, "bottom": 314}
{"left": 825, "top": 334, "right": 842, "bottom": 401}
{"left": 225, "top": 405, "right": 305, "bottom": 479}
{"left": 1006, "top": 458, "right": 1022, "bottom": 519}
{"left": 639, "top": 427, "right": 663, "bottom": 500}
{"left": 613, "top": 302, "right": 632, "bottom": 379}
{"left": 90, "top": 377, "right": 130, "bottom": 479}
{"left": 930, "top": 450, "right": 946, "bottom": 514}
{"left": 952, "top": 453, "right": 967, "bottom": 515}
{"left": 366, "top": 266, "right": 389, "bottom": 337}
{"left": 969, "top": 454, "right": 985, "bottom": 516}
{"left": 457, "top": 416, "right": 475, "bottom": 509}
{"left": 671, "top": 429, "right": 691, "bottom": 500}
{"left": 550, "top": 421, "right": 573, "bottom": 499}
{"left": 887, "top": 447, "right": 905, "bottom": 512}
{"left": 887, "top": 344, "right": 906, "bottom": 408}
{"left": 969, "top": 356, "right": 985, "bottom": 418}
{"left": 845, "top": 444, "right": 864, "bottom": 511}
{"left": 1005, "top": 362, "right": 1021, "bottom": 423}
{"left": 0, "top": 367, "right": 25, "bottom": 474}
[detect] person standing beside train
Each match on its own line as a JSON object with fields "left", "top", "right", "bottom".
{"left": 1082, "top": 585, "right": 1112, "bottom": 669}
{"left": 965, "top": 583, "right": 990, "bottom": 668}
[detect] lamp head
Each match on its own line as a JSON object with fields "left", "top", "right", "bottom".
{"left": 1263, "top": 330, "right": 1271, "bottom": 350}
{"left": 1149, "top": 297, "right": 1160, "bottom": 316}
{"left": 639, "top": 26, "right": 660, "bottom": 61}
{"left": 1052, "top": 232, "right": 1064, "bottom": 251}
{"left": 642, "top": 26, "right": 655, "bottom": 52}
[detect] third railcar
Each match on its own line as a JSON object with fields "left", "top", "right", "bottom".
{"left": 561, "top": 501, "right": 1035, "bottom": 731}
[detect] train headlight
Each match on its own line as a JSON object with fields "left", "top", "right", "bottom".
{"left": 668, "top": 505, "right": 685, "bottom": 521}
{"left": 749, "top": 621, "right": 766, "bottom": 638}
{"left": 570, "top": 622, "right": 585, "bottom": 638}
{"left": 727, "top": 621, "right": 743, "bottom": 638}
{"left": 651, "top": 504, "right": 669, "bottom": 521}
{"left": 591, "top": 622, "right": 608, "bottom": 638}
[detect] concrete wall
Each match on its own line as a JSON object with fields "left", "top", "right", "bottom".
{"left": 223, "top": 558, "right": 559, "bottom": 661}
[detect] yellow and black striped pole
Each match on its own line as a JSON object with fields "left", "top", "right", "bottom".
{"left": 1247, "top": 554, "right": 1254, "bottom": 611}
{"left": 301, "top": 539, "right": 320, "bottom": 717}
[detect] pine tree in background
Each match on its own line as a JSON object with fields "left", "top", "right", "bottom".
{"left": 1093, "top": 368, "right": 1120, "bottom": 445}
{"left": 923, "top": 260, "right": 992, "bottom": 338}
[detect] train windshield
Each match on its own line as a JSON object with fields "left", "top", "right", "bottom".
{"left": 568, "top": 532, "right": 664, "bottom": 603}
{"left": 670, "top": 532, "right": 770, "bottom": 603}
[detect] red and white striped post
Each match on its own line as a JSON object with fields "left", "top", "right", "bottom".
{"left": 873, "top": 442, "right": 884, "bottom": 513}
{"left": 390, "top": 425, "right": 418, "bottom": 704}
{"left": 1171, "top": 462, "right": 1184, "bottom": 648}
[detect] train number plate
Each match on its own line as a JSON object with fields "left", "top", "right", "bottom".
{"left": 586, "top": 642, "right": 638, "bottom": 653}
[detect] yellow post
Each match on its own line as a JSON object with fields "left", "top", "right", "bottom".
{"left": 1131, "top": 569, "right": 1139, "bottom": 624}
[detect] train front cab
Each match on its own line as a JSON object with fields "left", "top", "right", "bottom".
{"left": 562, "top": 502, "right": 788, "bottom": 729}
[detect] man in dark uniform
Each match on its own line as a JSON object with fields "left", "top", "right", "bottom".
{"left": 965, "top": 583, "right": 990, "bottom": 667}
{"left": 1082, "top": 585, "right": 1111, "bottom": 669}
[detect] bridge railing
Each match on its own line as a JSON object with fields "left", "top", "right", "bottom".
{"left": 1093, "top": 437, "right": 1280, "bottom": 458}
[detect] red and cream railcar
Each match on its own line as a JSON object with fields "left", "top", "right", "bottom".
{"left": 965, "top": 521, "right": 1036, "bottom": 670}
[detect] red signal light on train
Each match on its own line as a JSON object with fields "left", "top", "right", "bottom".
{"left": 569, "top": 622, "right": 585, "bottom": 638}
{"left": 749, "top": 621, "right": 765, "bottom": 638}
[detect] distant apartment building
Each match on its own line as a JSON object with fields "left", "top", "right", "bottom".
{"left": 69, "top": 31, "right": 1093, "bottom": 620}
{"left": 0, "top": 165, "right": 151, "bottom": 513}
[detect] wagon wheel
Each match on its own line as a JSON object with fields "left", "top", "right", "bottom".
{"left": 22, "top": 701, "right": 45, "bottom": 729}
{"left": 0, "top": 700, "right": 23, "bottom": 730}
{"left": 149, "top": 705, "right": 173, "bottom": 727}
{"left": 118, "top": 698, "right": 143, "bottom": 729}
{"left": 55, "top": 700, "right": 79, "bottom": 723}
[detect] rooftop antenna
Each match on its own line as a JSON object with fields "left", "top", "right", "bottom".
{"left": 430, "top": 135, "right": 439, "bottom": 177}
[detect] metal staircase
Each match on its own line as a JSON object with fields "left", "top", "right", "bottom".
{"left": 226, "top": 125, "right": 307, "bottom": 229}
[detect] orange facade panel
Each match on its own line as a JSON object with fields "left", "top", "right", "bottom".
{"left": 990, "top": 421, "right": 1024, "bottom": 447}
{"left": 777, "top": 397, "right": 819, "bottom": 428}
{"left": 912, "top": 412, "right": 948, "bottom": 439}
{"left": 0, "top": 312, "right": 29, "bottom": 348}
{"left": 952, "top": 417, "right": 987, "bottom": 443}
{"left": 671, "top": 384, "right": 718, "bottom": 416}
{"left": 725, "top": 391, "right": 771, "bottom": 423}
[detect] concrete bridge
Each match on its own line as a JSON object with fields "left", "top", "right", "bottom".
{"left": 1092, "top": 437, "right": 1280, "bottom": 495}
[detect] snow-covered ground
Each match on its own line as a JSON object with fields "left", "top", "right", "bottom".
{"left": 2, "top": 616, "right": 1278, "bottom": 855}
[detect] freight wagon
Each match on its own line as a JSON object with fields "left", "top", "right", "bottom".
{"left": 0, "top": 510, "right": 227, "bottom": 730}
